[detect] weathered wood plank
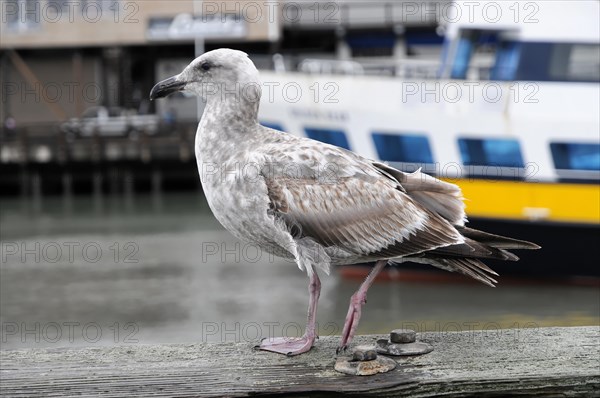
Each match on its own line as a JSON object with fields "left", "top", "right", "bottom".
{"left": 1, "top": 326, "right": 599, "bottom": 397}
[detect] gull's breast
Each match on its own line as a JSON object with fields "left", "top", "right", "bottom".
{"left": 198, "top": 159, "right": 293, "bottom": 258}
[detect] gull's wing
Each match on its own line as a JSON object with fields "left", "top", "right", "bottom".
{"left": 264, "top": 175, "right": 464, "bottom": 258}
{"left": 258, "top": 139, "right": 465, "bottom": 259}
{"left": 256, "top": 133, "right": 538, "bottom": 286}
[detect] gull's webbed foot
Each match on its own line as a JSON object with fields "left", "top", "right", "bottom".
{"left": 256, "top": 334, "right": 315, "bottom": 356}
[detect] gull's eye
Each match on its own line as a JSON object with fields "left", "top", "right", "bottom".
{"left": 200, "top": 62, "right": 211, "bottom": 71}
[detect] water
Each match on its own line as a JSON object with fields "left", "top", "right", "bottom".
{"left": 1, "top": 193, "right": 598, "bottom": 349}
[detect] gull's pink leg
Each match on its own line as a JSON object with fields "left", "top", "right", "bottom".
{"left": 337, "top": 260, "right": 388, "bottom": 353}
{"left": 259, "top": 265, "right": 321, "bottom": 356}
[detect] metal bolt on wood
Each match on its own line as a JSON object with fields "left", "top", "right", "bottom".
{"left": 334, "top": 345, "right": 397, "bottom": 376}
{"left": 390, "top": 329, "right": 416, "bottom": 344}
{"left": 352, "top": 345, "right": 378, "bottom": 361}
{"left": 377, "top": 329, "right": 434, "bottom": 356}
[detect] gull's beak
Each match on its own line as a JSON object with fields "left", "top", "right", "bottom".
{"left": 149, "top": 76, "right": 186, "bottom": 100}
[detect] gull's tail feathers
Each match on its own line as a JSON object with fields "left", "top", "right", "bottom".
{"left": 395, "top": 227, "right": 540, "bottom": 287}
{"left": 457, "top": 226, "right": 541, "bottom": 250}
{"left": 427, "top": 257, "right": 499, "bottom": 287}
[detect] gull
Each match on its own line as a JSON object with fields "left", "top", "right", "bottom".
{"left": 150, "top": 49, "right": 540, "bottom": 356}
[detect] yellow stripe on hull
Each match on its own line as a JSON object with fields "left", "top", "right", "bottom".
{"left": 445, "top": 179, "right": 600, "bottom": 225}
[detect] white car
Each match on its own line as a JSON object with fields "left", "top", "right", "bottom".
{"left": 61, "top": 107, "right": 159, "bottom": 137}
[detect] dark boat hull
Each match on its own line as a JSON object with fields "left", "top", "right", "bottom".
{"left": 340, "top": 218, "right": 600, "bottom": 284}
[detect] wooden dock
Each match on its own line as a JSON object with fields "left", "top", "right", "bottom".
{"left": 1, "top": 326, "right": 598, "bottom": 397}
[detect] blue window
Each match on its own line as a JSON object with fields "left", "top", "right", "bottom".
{"left": 405, "top": 30, "right": 444, "bottom": 46}
{"left": 491, "top": 41, "right": 522, "bottom": 81}
{"left": 516, "top": 43, "right": 600, "bottom": 83}
{"left": 458, "top": 138, "right": 525, "bottom": 168}
{"left": 372, "top": 132, "right": 434, "bottom": 163}
{"left": 346, "top": 32, "right": 396, "bottom": 49}
{"left": 550, "top": 142, "right": 600, "bottom": 170}
{"left": 450, "top": 37, "right": 474, "bottom": 79}
{"left": 261, "top": 122, "right": 285, "bottom": 132}
{"left": 304, "top": 128, "right": 350, "bottom": 150}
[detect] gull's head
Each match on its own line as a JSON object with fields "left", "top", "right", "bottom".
{"left": 150, "top": 48, "right": 259, "bottom": 101}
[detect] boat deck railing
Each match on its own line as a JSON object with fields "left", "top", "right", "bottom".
{"left": 294, "top": 56, "right": 495, "bottom": 80}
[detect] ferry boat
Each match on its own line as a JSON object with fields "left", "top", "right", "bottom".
{"left": 256, "top": 1, "right": 600, "bottom": 282}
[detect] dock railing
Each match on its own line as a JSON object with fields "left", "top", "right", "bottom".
{"left": 1, "top": 326, "right": 598, "bottom": 397}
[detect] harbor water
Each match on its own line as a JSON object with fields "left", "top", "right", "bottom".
{"left": 1, "top": 193, "right": 598, "bottom": 349}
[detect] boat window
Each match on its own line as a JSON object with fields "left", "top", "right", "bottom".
{"left": 445, "top": 29, "right": 503, "bottom": 80}
{"left": 372, "top": 132, "right": 434, "bottom": 163}
{"left": 261, "top": 122, "right": 285, "bottom": 132}
{"left": 561, "top": 44, "right": 600, "bottom": 82}
{"left": 450, "top": 31, "right": 475, "bottom": 79}
{"left": 550, "top": 142, "right": 600, "bottom": 171}
{"left": 304, "top": 128, "right": 351, "bottom": 150}
{"left": 516, "top": 43, "right": 600, "bottom": 83}
{"left": 458, "top": 138, "right": 525, "bottom": 168}
{"left": 491, "top": 41, "right": 522, "bottom": 81}
{"left": 450, "top": 36, "right": 475, "bottom": 79}
{"left": 444, "top": 30, "right": 600, "bottom": 83}
{"left": 346, "top": 32, "right": 396, "bottom": 57}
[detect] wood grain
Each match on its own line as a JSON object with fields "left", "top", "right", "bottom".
{"left": 1, "top": 326, "right": 599, "bottom": 397}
